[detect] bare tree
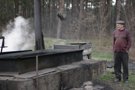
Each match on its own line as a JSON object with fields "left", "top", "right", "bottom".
{"left": 78, "top": 0, "right": 84, "bottom": 39}
{"left": 115, "top": 0, "right": 122, "bottom": 20}
{"left": 56, "top": 0, "right": 64, "bottom": 39}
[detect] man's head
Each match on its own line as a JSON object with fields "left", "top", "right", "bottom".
{"left": 116, "top": 20, "right": 125, "bottom": 30}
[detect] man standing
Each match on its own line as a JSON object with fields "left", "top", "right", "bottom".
{"left": 113, "top": 20, "right": 131, "bottom": 83}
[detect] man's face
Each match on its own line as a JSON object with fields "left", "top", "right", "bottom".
{"left": 116, "top": 24, "right": 125, "bottom": 30}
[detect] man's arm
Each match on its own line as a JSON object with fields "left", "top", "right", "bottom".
{"left": 112, "top": 31, "right": 116, "bottom": 51}
{"left": 126, "top": 31, "right": 132, "bottom": 51}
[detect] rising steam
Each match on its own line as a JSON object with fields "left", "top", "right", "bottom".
{"left": 2, "top": 16, "right": 35, "bottom": 51}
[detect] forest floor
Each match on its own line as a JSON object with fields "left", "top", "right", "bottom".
{"left": 96, "top": 60, "right": 135, "bottom": 90}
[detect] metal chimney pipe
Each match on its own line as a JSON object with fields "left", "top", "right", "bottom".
{"left": 34, "top": 0, "right": 45, "bottom": 50}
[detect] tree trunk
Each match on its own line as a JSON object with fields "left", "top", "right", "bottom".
{"left": 56, "top": 0, "right": 64, "bottom": 39}
{"left": 115, "top": 0, "right": 122, "bottom": 20}
{"left": 78, "top": 0, "right": 84, "bottom": 39}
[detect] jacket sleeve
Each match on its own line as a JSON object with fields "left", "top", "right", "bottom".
{"left": 112, "top": 31, "right": 115, "bottom": 51}
{"left": 126, "top": 31, "right": 132, "bottom": 51}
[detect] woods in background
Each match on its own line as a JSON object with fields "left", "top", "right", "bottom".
{"left": 0, "top": 0, "right": 135, "bottom": 45}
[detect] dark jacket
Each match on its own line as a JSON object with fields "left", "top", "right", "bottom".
{"left": 113, "top": 29, "right": 131, "bottom": 52}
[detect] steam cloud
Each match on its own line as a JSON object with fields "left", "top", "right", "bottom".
{"left": 2, "top": 16, "right": 35, "bottom": 51}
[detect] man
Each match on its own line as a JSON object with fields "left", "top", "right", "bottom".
{"left": 113, "top": 20, "right": 131, "bottom": 83}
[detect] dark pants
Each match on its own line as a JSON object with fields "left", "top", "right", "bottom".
{"left": 114, "top": 52, "right": 129, "bottom": 81}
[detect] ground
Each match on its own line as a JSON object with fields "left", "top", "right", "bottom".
{"left": 97, "top": 60, "right": 135, "bottom": 90}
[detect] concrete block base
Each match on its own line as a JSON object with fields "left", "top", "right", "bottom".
{"left": 0, "top": 60, "right": 106, "bottom": 90}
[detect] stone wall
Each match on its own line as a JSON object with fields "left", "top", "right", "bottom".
{"left": 0, "top": 60, "right": 106, "bottom": 90}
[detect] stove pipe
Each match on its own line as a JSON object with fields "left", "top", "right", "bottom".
{"left": 34, "top": 0, "right": 45, "bottom": 50}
